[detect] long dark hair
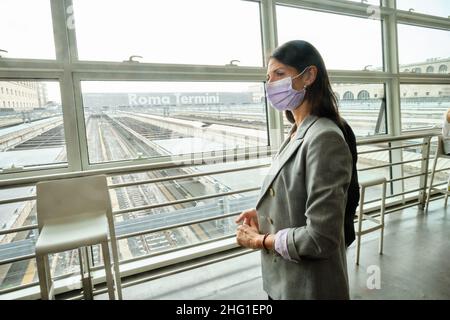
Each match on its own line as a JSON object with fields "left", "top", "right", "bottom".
{"left": 270, "top": 40, "right": 342, "bottom": 128}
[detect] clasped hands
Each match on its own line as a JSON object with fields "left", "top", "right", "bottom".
{"left": 235, "top": 208, "right": 274, "bottom": 250}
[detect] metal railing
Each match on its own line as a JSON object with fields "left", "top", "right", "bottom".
{"left": 1, "top": 131, "right": 449, "bottom": 298}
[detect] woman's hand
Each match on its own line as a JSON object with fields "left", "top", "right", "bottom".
{"left": 235, "top": 208, "right": 259, "bottom": 230}
{"left": 236, "top": 223, "right": 264, "bottom": 249}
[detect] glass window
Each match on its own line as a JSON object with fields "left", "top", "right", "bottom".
{"left": 0, "top": 81, "right": 66, "bottom": 171}
{"left": 0, "top": 249, "right": 82, "bottom": 291}
{"left": 397, "top": 0, "right": 450, "bottom": 18}
{"left": 0, "top": 0, "right": 55, "bottom": 59}
{"left": 276, "top": 6, "right": 383, "bottom": 71}
{"left": 283, "top": 83, "right": 386, "bottom": 138}
{"left": 108, "top": 159, "right": 268, "bottom": 258}
{"left": 72, "top": 0, "right": 263, "bottom": 66}
{"left": 343, "top": 91, "right": 355, "bottom": 100}
{"left": 81, "top": 81, "right": 268, "bottom": 164}
{"left": 0, "top": 258, "right": 38, "bottom": 290}
{"left": 398, "top": 25, "right": 450, "bottom": 74}
{"left": 336, "top": 83, "right": 386, "bottom": 138}
{"left": 401, "top": 137, "right": 450, "bottom": 202}
{"left": 400, "top": 84, "right": 450, "bottom": 131}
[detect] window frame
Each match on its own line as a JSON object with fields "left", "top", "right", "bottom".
{"left": 1, "top": 0, "right": 450, "bottom": 299}
{"left": 0, "top": 0, "right": 447, "bottom": 178}
{"left": 399, "top": 80, "right": 450, "bottom": 132}
{"left": 0, "top": 2, "right": 447, "bottom": 211}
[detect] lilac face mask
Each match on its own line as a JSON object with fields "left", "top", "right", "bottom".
{"left": 265, "top": 66, "right": 310, "bottom": 111}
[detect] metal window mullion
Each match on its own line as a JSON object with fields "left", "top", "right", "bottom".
{"left": 382, "top": 0, "right": 404, "bottom": 201}
{"left": 0, "top": 166, "right": 71, "bottom": 182}
{"left": 63, "top": 0, "right": 79, "bottom": 62}
{"left": 329, "top": 71, "right": 392, "bottom": 83}
{"left": 71, "top": 70, "right": 265, "bottom": 82}
{"left": 0, "top": 59, "right": 64, "bottom": 72}
{"left": 398, "top": 76, "right": 450, "bottom": 85}
{"left": 0, "top": 68, "right": 63, "bottom": 78}
{"left": 71, "top": 62, "right": 266, "bottom": 79}
{"left": 70, "top": 77, "right": 90, "bottom": 170}
{"left": 276, "top": 0, "right": 393, "bottom": 19}
{"left": 261, "top": 0, "right": 284, "bottom": 149}
{"left": 396, "top": 11, "right": 450, "bottom": 31}
{"left": 50, "top": 0, "right": 83, "bottom": 172}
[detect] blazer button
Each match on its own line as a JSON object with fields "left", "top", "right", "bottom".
{"left": 269, "top": 188, "right": 275, "bottom": 197}
{"left": 266, "top": 217, "right": 274, "bottom": 225}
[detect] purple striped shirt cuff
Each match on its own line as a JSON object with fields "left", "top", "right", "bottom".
{"left": 274, "top": 228, "right": 294, "bottom": 261}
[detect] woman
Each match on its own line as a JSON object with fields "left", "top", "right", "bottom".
{"left": 442, "top": 108, "right": 450, "bottom": 155}
{"left": 235, "top": 40, "right": 352, "bottom": 300}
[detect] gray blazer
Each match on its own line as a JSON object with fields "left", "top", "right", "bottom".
{"left": 256, "top": 114, "right": 352, "bottom": 300}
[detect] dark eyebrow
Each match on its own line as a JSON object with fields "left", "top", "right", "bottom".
{"left": 273, "top": 67, "right": 285, "bottom": 73}
{"left": 266, "top": 67, "right": 285, "bottom": 77}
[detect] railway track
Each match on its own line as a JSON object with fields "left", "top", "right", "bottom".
{"left": 1, "top": 112, "right": 257, "bottom": 289}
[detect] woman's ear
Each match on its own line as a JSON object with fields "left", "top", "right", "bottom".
{"left": 305, "top": 66, "right": 318, "bottom": 87}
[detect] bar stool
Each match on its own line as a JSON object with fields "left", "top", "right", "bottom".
{"left": 425, "top": 136, "right": 450, "bottom": 213}
{"left": 355, "top": 177, "right": 387, "bottom": 265}
{"left": 35, "top": 175, "right": 122, "bottom": 300}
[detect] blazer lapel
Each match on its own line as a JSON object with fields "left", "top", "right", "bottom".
{"left": 255, "top": 115, "right": 319, "bottom": 208}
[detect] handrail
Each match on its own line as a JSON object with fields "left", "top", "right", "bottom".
{"left": 0, "top": 162, "right": 270, "bottom": 205}
{"left": 0, "top": 131, "right": 441, "bottom": 188}
{"left": 0, "top": 146, "right": 275, "bottom": 188}
{"left": 109, "top": 162, "right": 270, "bottom": 189}
{"left": 1, "top": 131, "right": 449, "bottom": 287}
{"left": 0, "top": 132, "right": 446, "bottom": 239}
{"left": 0, "top": 224, "right": 37, "bottom": 236}
{"left": 358, "top": 157, "right": 427, "bottom": 171}
{"left": 356, "top": 130, "right": 438, "bottom": 146}
{"left": 113, "top": 187, "right": 260, "bottom": 215}
{"left": 357, "top": 142, "right": 427, "bottom": 154}
{"left": 116, "top": 210, "right": 241, "bottom": 240}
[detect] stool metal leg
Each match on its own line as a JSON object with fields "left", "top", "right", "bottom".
{"left": 36, "top": 254, "right": 53, "bottom": 300}
{"left": 379, "top": 182, "right": 386, "bottom": 255}
{"left": 425, "top": 154, "right": 439, "bottom": 213}
{"left": 101, "top": 241, "right": 115, "bottom": 300}
{"left": 110, "top": 242, "right": 123, "bottom": 300}
{"left": 355, "top": 187, "right": 365, "bottom": 265}
{"left": 445, "top": 176, "right": 449, "bottom": 208}
{"left": 79, "top": 247, "right": 94, "bottom": 300}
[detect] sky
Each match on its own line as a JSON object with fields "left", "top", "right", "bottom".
{"left": 0, "top": 0, "right": 449, "bottom": 101}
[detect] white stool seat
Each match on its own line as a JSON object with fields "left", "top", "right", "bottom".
{"left": 35, "top": 212, "right": 108, "bottom": 255}
{"left": 35, "top": 175, "right": 122, "bottom": 300}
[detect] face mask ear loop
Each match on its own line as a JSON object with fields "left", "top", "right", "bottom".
{"left": 291, "top": 73, "right": 302, "bottom": 80}
{"left": 292, "top": 65, "right": 311, "bottom": 82}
